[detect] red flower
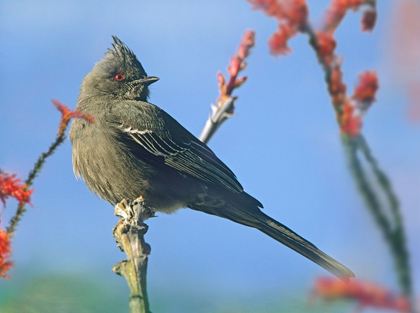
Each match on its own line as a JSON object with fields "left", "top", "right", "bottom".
{"left": 340, "top": 101, "right": 362, "bottom": 138}
{"left": 248, "top": 0, "right": 279, "bottom": 17}
{"left": 315, "top": 32, "right": 337, "bottom": 65}
{"left": 0, "top": 173, "right": 33, "bottom": 207}
{"left": 218, "top": 31, "right": 255, "bottom": 103}
{"left": 323, "top": 0, "right": 365, "bottom": 31}
{"left": 237, "top": 30, "right": 255, "bottom": 59}
{"left": 249, "top": 0, "right": 308, "bottom": 56}
{"left": 353, "top": 71, "right": 379, "bottom": 102}
{"left": 313, "top": 277, "right": 411, "bottom": 312}
{"left": 329, "top": 66, "right": 347, "bottom": 108}
{"left": 269, "top": 23, "right": 295, "bottom": 55}
{"left": 53, "top": 100, "right": 95, "bottom": 137}
{"left": 217, "top": 72, "right": 226, "bottom": 96}
{"left": 362, "top": 9, "right": 377, "bottom": 32}
{"left": 277, "top": 0, "right": 308, "bottom": 27}
{"left": 0, "top": 229, "right": 12, "bottom": 278}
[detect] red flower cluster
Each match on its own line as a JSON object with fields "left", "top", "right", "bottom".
{"left": 53, "top": 100, "right": 95, "bottom": 137}
{"left": 248, "top": 0, "right": 307, "bottom": 23}
{"left": 315, "top": 2, "right": 378, "bottom": 137}
{"left": 268, "top": 23, "right": 295, "bottom": 55}
{"left": 337, "top": 71, "right": 379, "bottom": 137}
{"left": 250, "top": 0, "right": 375, "bottom": 56}
{"left": 249, "top": 1, "right": 379, "bottom": 137}
{"left": 323, "top": 0, "right": 377, "bottom": 32}
{"left": 361, "top": 8, "right": 377, "bottom": 32}
{"left": 217, "top": 30, "right": 255, "bottom": 104}
{"left": 315, "top": 32, "right": 337, "bottom": 66}
{"left": 340, "top": 101, "right": 362, "bottom": 138}
{"left": 329, "top": 66, "right": 347, "bottom": 107}
{"left": 0, "top": 229, "right": 12, "bottom": 278}
{"left": 316, "top": 0, "right": 377, "bottom": 65}
{"left": 249, "top": 1, "right": 380, "bottom": 138}
{"left": 0, "top": 172, "right": 33, "bottom": 207}
{"left": 313, "top": 277, "right": 411, "bottom": 312}
{"left": 248, "top": 0, "right": 279, "bottom": 17}
{"left": 249, "top": 0, "right": 308, "bottom": 55}
{"left": 353, "top": 70, "right": 379, "bottom": 103}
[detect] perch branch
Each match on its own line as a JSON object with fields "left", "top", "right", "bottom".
{"left": 113, "top": 197, "right": 155, "bottom": 313}
{"left": 111, "top": 31, "right": 255, "bottom": 312}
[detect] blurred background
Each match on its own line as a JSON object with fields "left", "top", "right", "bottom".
{"left": 0, "top": 0, "right": 419, "bottom": 312}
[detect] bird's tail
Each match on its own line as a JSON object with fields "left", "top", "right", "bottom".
{"left": 190, "top": 196, "right": 354, "bottom": 280}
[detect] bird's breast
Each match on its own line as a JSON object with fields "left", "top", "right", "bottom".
{"left": 70, "top": 122, "right": 192, "bottom": 212}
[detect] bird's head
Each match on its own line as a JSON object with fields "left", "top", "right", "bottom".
{"left": 80, "top": 36, "right": 159, "bottom": 102}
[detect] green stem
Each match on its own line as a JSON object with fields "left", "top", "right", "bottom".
{"left": 344, "top": 136, "right": 413, "bottom": 306}
{"left": 344, "top": 137, "right": 393, "bottom": 239}
{"left": 6, "top": 132, "right": 66, "bottom": 235}
{"left": 357, "top": 136, "right": 413, "bottom": 300}
{"left": 301, "top": 2, "right": 413, "bottom": 310}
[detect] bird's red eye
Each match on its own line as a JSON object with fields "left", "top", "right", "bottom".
{"left": 114, "top": 74, "right": 124, "bottom": 81}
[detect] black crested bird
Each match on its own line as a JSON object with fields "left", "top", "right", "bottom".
{"left": 69, "top": 36, "right": 354, "bottom": 280}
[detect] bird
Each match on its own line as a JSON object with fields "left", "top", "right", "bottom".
{"left": 69, "top": 36, "right": 354, "bottom": 280}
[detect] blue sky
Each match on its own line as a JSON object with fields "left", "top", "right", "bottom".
{"left": 1, "top": 1, "right": 419, "bottom": 312}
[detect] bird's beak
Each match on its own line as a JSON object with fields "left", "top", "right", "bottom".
{"left": 139, "top": 76, "right": 159, "bottom": 86}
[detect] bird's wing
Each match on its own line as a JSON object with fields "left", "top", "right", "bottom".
{"left": 115, "top": 112, "right": 243, "bottom": 193}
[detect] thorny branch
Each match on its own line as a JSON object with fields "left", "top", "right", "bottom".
{"left": 6, "top": 100, "right": 94, "bottom": 236}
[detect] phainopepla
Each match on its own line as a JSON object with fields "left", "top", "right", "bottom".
{"left": 69, "top": 36, "right": 354, "bottom": 279}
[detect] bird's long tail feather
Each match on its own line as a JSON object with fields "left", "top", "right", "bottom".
{"left": 191, "top": 200, "right": 354, "bottom": 280}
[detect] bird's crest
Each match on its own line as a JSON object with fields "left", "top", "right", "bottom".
{"left": 104, "top": 36, "right": 148, "bottom": 76}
